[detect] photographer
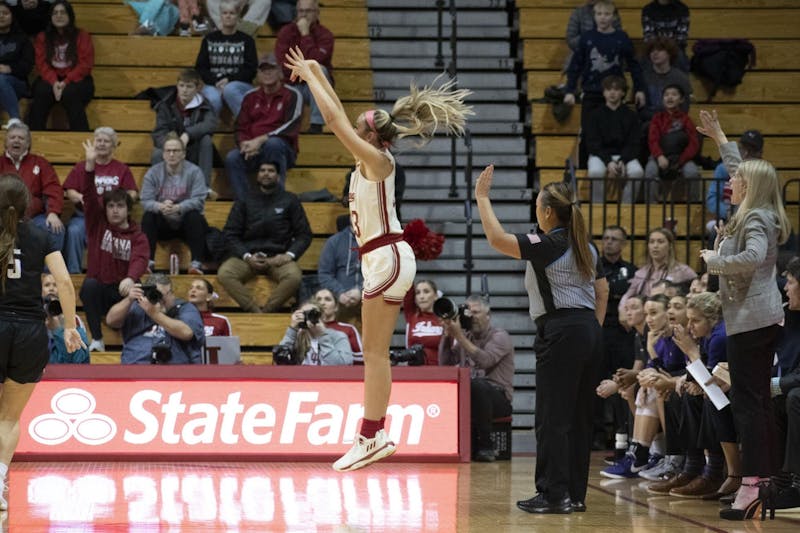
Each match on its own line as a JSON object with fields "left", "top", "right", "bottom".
{"left": 42, "top": 273, "right": 89, "bottom": 364}
{"left": 438, "top": 294, "right": 514, "bottom": 462}
{"left": 276, "top": 301, "right": 353, "bottom": 366}
{"left": 105, "top": 273, "right": 204, "bottom": 364}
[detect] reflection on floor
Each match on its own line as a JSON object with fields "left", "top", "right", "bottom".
{"left": 3, "top": 455, "right": 800, "bottom": 532}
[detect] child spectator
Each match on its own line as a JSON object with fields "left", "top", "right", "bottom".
{"left": 151, "top": 69, "right": 217, "bottom": 194}
{"left": 195, "top": 0, "right": 258, "bottom": 118}
{"left": 42, "top": 273, "right": 90, "bottom": 363}
{"left": 584, "top": 75, "right": 643, "bottom": 203}
{"left": 645, "top": 84, "right": 700, "bottom": 201}
{"left": 187, "top": 278, "right": 232, "bottom": 336}
{"left": 62, "top": 127, "right": 138, "bottom": 274}
{"left": 0, "top": 1, "right": 33, "bottom": 126}
{"left": 29, "top": 0, "right": 94, "bottom": 131}
{"left": 76, "top": 139, "right": 150, "bottom": 352}
{"left": 140, "top": 132, "right": 208, "bottom": 275}
{"left": 641, "top": 0, "right": 690, "bottom": 71}
{"left": 564, "top": 0, "right": 621, "bottom": 72}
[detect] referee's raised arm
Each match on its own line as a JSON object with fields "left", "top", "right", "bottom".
{"left": 475, "top": 164, "right": 521, "bottom": 259}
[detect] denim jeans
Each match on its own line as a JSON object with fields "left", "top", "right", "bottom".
{"left": 32, "top": 213, "right": 66, "bottom": 252}
{"left": 64, "top": 212, "right": 86, "bottom": 273}
{"left": 201, "top": 82, "right": 252, "bottom": 118}
{"left": 295, "top": 65, "right": 331, "bottom": 126}
{"left": 0, "top": 74, "right": 28, "bottom": 119}
{"left": 225, "top": 136, "right": 296, "bottom": 200}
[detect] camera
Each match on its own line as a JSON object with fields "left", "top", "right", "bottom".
{"left": 433, "top": 298, "right": 473, "bottom": 331}
{"left": 389, "top": 344, "right": 426, "bottom": 366}
{"left": 140, "top": 284, "right": 163, "bottom": 304}
{"left": 272, "top": 344, "right": 299, "bottom": 365}
{"left": 297, "top": 308, "right": 322, "bottom": 329}
{"left": 151, "top": 339, "right": 172, "bottom": 364}
{"left": 43, "top": 295, "right": 62, "bottom": 317}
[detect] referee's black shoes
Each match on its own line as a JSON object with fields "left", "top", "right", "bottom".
{"left": 516, "top": 494, "right": 573, "bottom": 514}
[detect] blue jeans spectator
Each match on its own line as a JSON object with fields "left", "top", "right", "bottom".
{"left": 225, "top": 136, "right": 296, "bottom": 200}
{"left": 32, "top": 213, "right": 66, "bottom": 252}
{"left": 201, "top": 82, "right": 252, "bottom": 118}
{"left": 63, "top": 212, "right": 86, "bottom": 273}
{"left": 0, "top": 74, "right": 28, "bottom": 119}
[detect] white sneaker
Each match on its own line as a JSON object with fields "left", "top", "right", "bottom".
{"left": 88, "top": 339, "right": 105, "bottom": 352}
{"left": 2, "top": 118, "right": 22, "bottom": 130}
{"left": 0, "top": 481, "right": 7, "bottom": 511}
{"left": 332, "top": 429, "right": 396, "bottom": 472}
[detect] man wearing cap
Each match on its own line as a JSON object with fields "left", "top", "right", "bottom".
{"left": 274, "top": 0, "right": 334, "bottom": 134}
{"left": 224, "top": 52, "right": 302, "bottom": 201}
{"left": 705, "top": 129, "right": 763, "bottom": 243}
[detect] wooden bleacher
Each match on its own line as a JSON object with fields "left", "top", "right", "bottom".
{"left": 520, "top": 0, "right": 800, "bottom": 268}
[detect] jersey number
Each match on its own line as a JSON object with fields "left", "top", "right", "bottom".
{"left": 6, "top": 248, "right": 21, "bottom": 279}
{"left": 350, "top": 210, "right": 362, "bottom": 238}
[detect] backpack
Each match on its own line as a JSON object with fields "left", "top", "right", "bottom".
{"left": 690, "top": 39, "right": 756, "bottom": 101}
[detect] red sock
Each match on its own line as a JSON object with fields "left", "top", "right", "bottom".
{"left": 360, "top": 418, "right": 384, "bottom": 439}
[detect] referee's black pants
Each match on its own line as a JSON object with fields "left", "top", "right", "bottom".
{"left": 534, "top": 309, "right": 602, "bottom": 503}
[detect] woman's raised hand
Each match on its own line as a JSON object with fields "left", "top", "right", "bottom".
{"left": 284, "top": 46, "right": 314, "bottom": 83}
{"left": 475, "top": 164, "right": 495, "bottom": 200}
{"left": 696, "top": 109, "right": 726, "bottom": 145}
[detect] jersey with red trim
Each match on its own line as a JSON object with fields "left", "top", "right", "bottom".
{"left": 405, "top": 311, "right": 443, "bottom": 366}
{"left": 324, "top": 320, "right": 363, "bottom": 362}
{"left": 200, "top": 311, "right": 232, "bottom": 337}
{"left": 347, "top": 150, "right": 402, "bottom": 247}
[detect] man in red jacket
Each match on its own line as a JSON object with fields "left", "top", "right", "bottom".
{"left": 274, "top": 0, "right": 334, "bottom": 134}
{"left": 0, "top": 121, "right": 64, "bottom": 250}
{"left": 76, "top": 139, "right": 150, "bottom": 352}
{"left": 224, "top": 52, "right": 302, "bottom": 200}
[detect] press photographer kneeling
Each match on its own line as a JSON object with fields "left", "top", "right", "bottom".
{"left": 438, "top": 295, "right": 515, "bottom": 462}
{"left": 105, "top": 273, "right": 204, "bottom": 364}
{"left": 273, "top": 301, "right": 354, "bottom": 366}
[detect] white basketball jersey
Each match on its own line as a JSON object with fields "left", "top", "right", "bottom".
{"left": 347, "top": 150, "right": 402, "bottom": 247}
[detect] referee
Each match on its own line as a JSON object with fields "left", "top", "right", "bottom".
{"left": 475, "top": 165, "right": 608, "bottom": 514}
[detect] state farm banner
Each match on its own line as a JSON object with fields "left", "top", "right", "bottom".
{"left": 17, "top": 367, "right": 469, "bottom": 461}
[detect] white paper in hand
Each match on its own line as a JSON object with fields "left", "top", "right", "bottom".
{"left": 686, "top": 360, "right": 730, "bottom": 410}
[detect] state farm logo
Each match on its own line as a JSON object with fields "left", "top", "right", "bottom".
{"left": 28, "top": 388, "right": 117, "bottom": 445}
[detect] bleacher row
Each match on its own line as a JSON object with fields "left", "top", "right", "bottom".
{"left": 519, "top": 0, "right": 800, "bottom": 271}
{"left": 5, "top": 1, "right": 372, "bottom": 364}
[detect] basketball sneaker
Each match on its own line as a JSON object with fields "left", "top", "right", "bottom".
{"left": 333, "top": 429, "right": 396, "bottom": 472}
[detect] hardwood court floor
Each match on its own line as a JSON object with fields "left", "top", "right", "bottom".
{"left": 2, "top": 454, "right": 799, "bottom": 531}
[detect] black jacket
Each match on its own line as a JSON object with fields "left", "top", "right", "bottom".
{"left": 152, "top": 90, "right": 218, "bottom": 149}
{"left": 0, "top": 30, "right": 34, "bottom": 84}
{"left": 223, "top": 187, "right": 312, "bottom": 260}
{"left": 585, "top": 104, "right": 641, "bottom": 164}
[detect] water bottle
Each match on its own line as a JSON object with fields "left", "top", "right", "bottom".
{"left": 169, "top": 253, "right": 179, "bottom": 275}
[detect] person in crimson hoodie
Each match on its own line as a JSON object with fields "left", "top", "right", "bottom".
{"left": 274, "top": 0, "right": 334, "bottom": 134}
{"left": 62, "top": 127, "right": 138, "bottom": 274}
{"left": 28, "top": 0, "right": 94, "bottom": 131}
{"left": 644, "top": 84, "right": 700, "bottom": 202}
{"left": 77, "top": 139, "right": 150, "bottom": 352}
{"left": 403, "top": 279, "right": 443, "bottom": 366}
{"left": 0, "top": 120, "right": 64, "bottom": 251}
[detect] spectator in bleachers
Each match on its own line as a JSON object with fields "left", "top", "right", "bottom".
{"left": 619, "top": 227, "right": 696, "bottom": 313}
{"left": 317, "top": 214, "right": 361, "bottom": 313}
{"left": 140, "top": 132, "right": 208, "bottom": 275}
{"left": 641, "top": 0, "right": 690, "bottom": 71}
{"left": 403, "top": 280, "right": 443, "bottom": 367}
{"left": 195, "top": 0, "right": 257, "bottom": 118}
{"left": 128, "top": 0, "right": 179, "bottom": 36}
{"left": 277, "top": 300, "right": 353, "bottom": 365}
{"left": 644, "top": 84, "right": 700, "bottom": 202}
{"left": 10, "top": 0, "right": 49, "bottom": 36}
{"left": 689, "top": 271, "right": 708, "bottom": 294}
{"left": 28, "top": 0, "right": 93, "bottom": 132}
{"left": 225, "top": 52, "right": 301, "bottom": 198}
{"left": 151, "top": 69, "right": 217, "bottom": 195}
{"left": 75, "top": 137, "right": 149, "bottom": 352}
{"left": 218, "top": 160, "right": 311, "bottom": 313}
{"left": 274, "top": 0, "right": 333, "bottom": 134}
{"left": 207, "top": 0, "right": 271, "bottom": 37}
{"left": 314, "top": 287, "right": 362, "bottom": 363}
{"left": 439, "top": 294, "right": 514, "bottom": 462}
{"left": 639, "top": 37, "right": 691, "bottom": 124}
{"left": 187, "top": 278, "right": 232, "bottom": 336}
{"left": 564, "top": 0, "right": 621, "bottom": 72}
{"left": 42, "top": 272, "right": 90, "bottom": 363}
{"left": 106, "top": 273, "right": 204, "bottom": 364}
{"left": 0, "top": 1, "right": 33, "bottom": 127}
{"left": 0, "top": 121, "right": 64, "bottom": 251}
{"left": 62, "top": 127, "right": 138, "bottom": 274}
{"left": 267, "top": 0, "right": 294, "bottom": 31}
{"left": 175, "top": 0, "right": 206, "bottom": 37}
{"left": 584, "top": 75, "right": 643, "bottom": 203}
{"left": 563, "top": 0, "right": 645, "bottom": 136}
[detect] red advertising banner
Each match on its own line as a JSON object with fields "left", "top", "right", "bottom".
{"left": 17, "top": 366, "right": 471, "bottom": 462}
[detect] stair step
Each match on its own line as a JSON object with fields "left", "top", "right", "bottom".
{"left": 368, "top": 0, "right": 509, "bottom": 8}
{"left": 372, "top": 57, "right": 517, "bottom": 71}
{"left": 403, "top": 202, "right": 527, "bottom": 222}
{"left": 373, "top": 71, "right": 517, "bottom": 89}
{"left": 368, "top": 11, "right": 508, "bottom": 27}
{"left": 371, "top": 40, "right": 511, "bottom": 57}
{"left": 401, "top": 168, "right": 528, "bottom": 188}
{"left": 397, "top": 153, "right": 528, "bottom": 167}
{"left": 405, "top": 135, "right": 526, "bottom": 153}
{"left": 378, "top": 87, "right": 519, "bottom": 102}
{"left": 369, "top": 25, "right": 511, "bottom": 39}
{"left": 403, "top": 187, "right": 532, "bottom": 201}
